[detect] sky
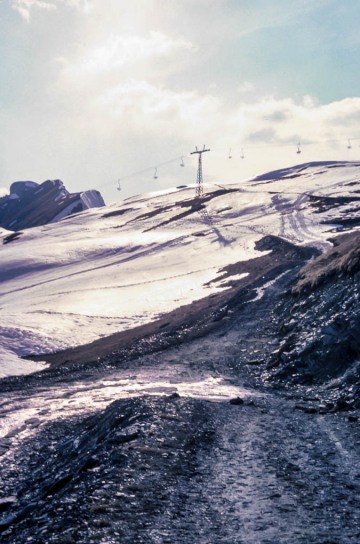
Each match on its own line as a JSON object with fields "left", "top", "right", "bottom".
{"left": 0, "top": 0, "right": 360, "bottom": 203}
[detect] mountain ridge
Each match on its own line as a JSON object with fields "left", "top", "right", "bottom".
{"left": 0, "top": 179, "right": 105, "bottom": 231}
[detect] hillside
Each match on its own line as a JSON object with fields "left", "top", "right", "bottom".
{"left": 0, "top": 161, "right": 360, "bottom": 543}
{"left": 1, "top": 160, "right": 360, "bottom": 376}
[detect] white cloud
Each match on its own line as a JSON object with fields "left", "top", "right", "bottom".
{"left": 0, "top": 187, "right": 8, "bottom": 197}
{"left": 11, "top": 0, "right": 89, "bottom": 21}
{"left": 230, "top": 95, "right": 360, "bottom": 149}
{"left": 12, "top": 0, "right": 56, "bottom": 21}
{"left": 59, "top": 31, "right": 194, "bottom": 78}
{"left": 64, "top": 0, "right": 91, "bottom": 8}
{"left": 96, "top": 80, "right": 221, "bottom": 138}
{"left": 53, "top": 29, "right": 197, "bottom": 125}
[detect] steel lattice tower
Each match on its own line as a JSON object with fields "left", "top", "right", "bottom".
{"left": 190, "top": 146, "right": 210, "bottom": 198}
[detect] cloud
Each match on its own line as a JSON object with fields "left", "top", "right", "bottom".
{"left": 235, "top": 96, "right": 360, "bottom": 146}
{"left": 320, "top": 97, "right": 360, "bottom": 127}
{"left": 58, "top": 31, "right": 194, "bottom": 79}
{"left": 96, "top": 80, "right": 221, "bottom": 138}
{"left": 53, "top": 29, "right": 197, "bottom": 127}
{"left": 12, "top": 0, "right": 56, "bottom": 21}
{"left": 11, "top": 0, "right": 89, "bottom": 21}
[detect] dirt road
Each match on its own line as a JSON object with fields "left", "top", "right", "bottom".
{"left": 1, "top": 386, "right": 359, "bottom": 543}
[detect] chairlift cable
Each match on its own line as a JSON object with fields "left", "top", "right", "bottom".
{"left": 113, "top": 135, "right": 360, "bottom": 191}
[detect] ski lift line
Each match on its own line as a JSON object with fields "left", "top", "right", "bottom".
{"left": 201, "top": 140, "right": 358, "bottom": 157}
{"left": 213, "top": 137, "right": 360, "bottom": 152}
{"left": 109, "top": 155, "right": 186, "bottom": 185}
{"left": 112, "top": 134, "right": 360, "bottom": 190}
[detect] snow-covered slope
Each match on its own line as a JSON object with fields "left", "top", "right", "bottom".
{"left": 1, "top": 161, "right": 360, "bottom": 377}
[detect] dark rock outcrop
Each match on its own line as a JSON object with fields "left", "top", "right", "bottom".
{"left": 0, "top": 179, "right": 105, "bottom": 231}
{"left": 267, "top": 232, "right": 360, "bottom": 408}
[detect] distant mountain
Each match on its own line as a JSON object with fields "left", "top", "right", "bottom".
{"left": 0, "top": 179, "right": 105, "bottom": 231}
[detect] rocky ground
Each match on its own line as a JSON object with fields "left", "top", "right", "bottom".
{"left": 0, "top": 234, "right": 360, "bottom": 543}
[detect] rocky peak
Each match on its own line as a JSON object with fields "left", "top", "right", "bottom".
{"left": 0, "top": 179, "right": 105, "bottom": 231}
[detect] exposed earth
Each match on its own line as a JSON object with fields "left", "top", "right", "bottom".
{"left": 0, "top": 232, "right": 360, "bottom": 543}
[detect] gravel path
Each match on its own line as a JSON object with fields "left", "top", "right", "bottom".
{"left": 1, "top": 391, "right": 359, "bottom": 544}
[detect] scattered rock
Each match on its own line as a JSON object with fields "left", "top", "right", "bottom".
{"left": 229, "top": 397, "right": 244, "bottom": 405}
{"left": 108, "top": 431, "right": 139, "bottom": 445}
{"left": 25, "top": 417, "right": 41, "bottom": 427}
{"left": 336, "top": 398, "right": 353, "bottom": 411}
{"left": 0, "top": 497, "right": 16, "bottom": 512}
{"left": 295, "top": 403, "right": 318, "bottom": 414}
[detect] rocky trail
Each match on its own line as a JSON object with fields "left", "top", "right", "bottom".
{"left": 1, "top": 380, "right": 359, "bottom": 543}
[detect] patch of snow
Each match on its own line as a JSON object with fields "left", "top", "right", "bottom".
{"left": 0, "top": 365, "right": 263, "bottom": 438}
{"left": 251, "top": 271, "right": 291, "bottom": 303}
{"left": 0, "top": 346, "right": 46, "bottom": 378}
{"left": 50, "top": 199, "right": 84, "bottom": 223}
